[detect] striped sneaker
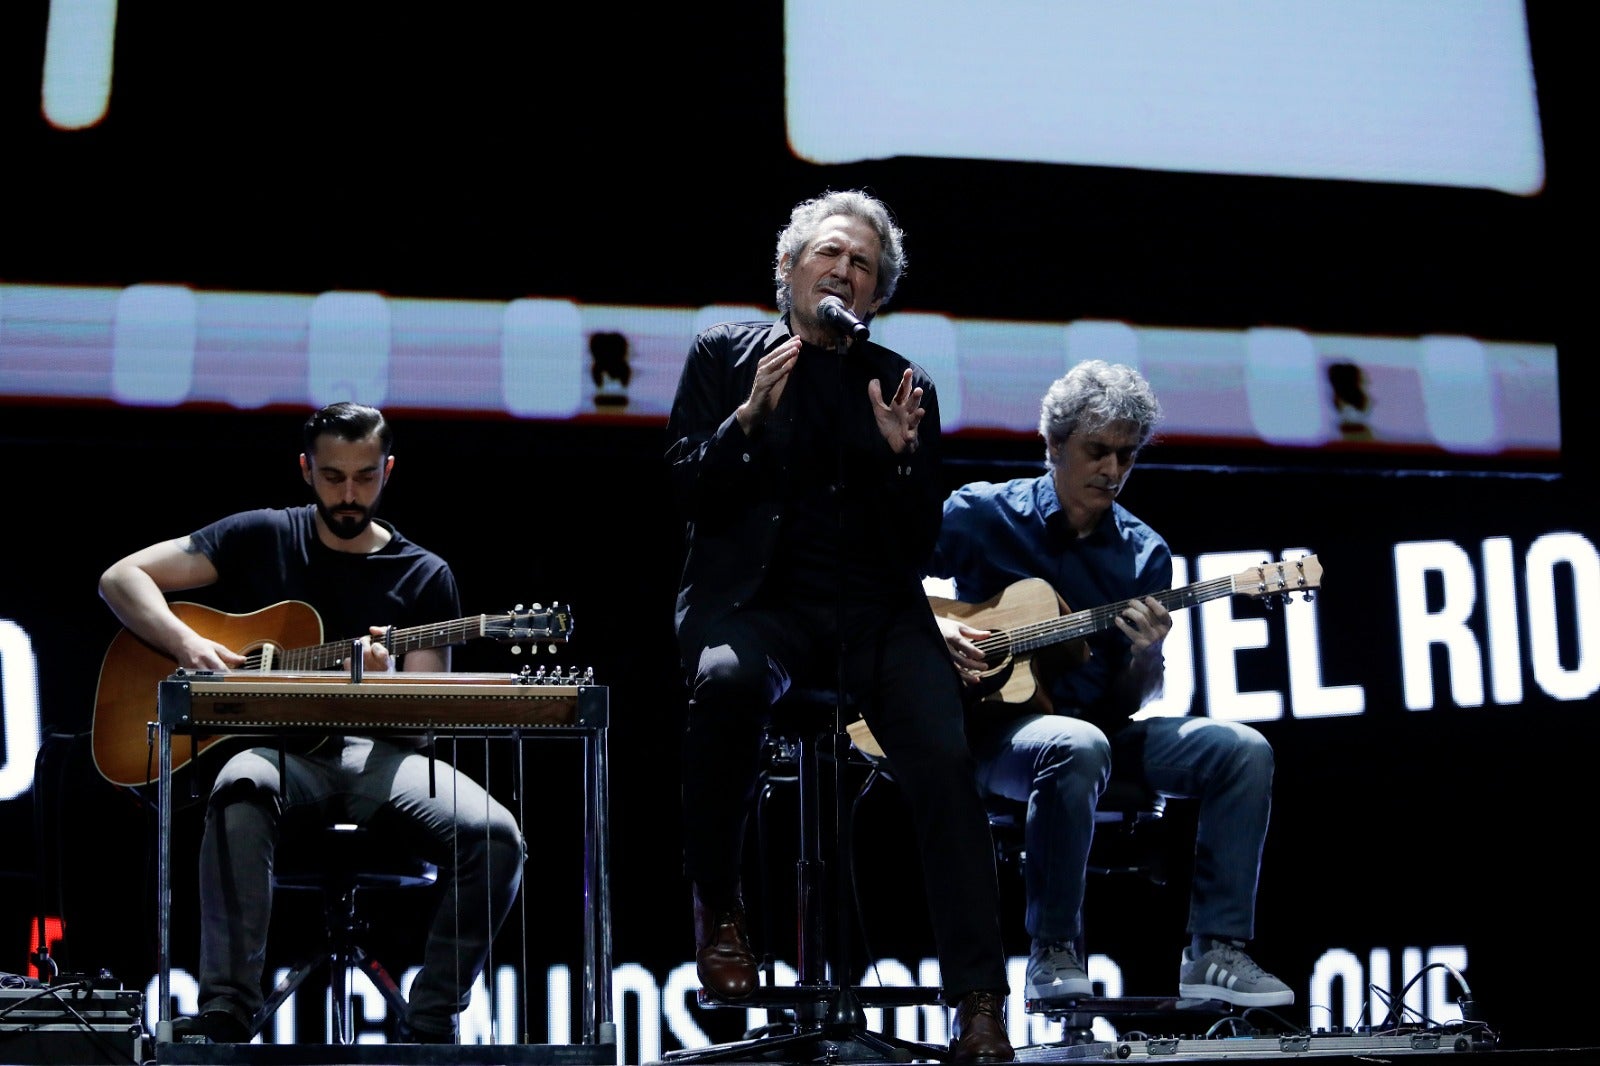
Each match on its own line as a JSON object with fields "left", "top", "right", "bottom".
{"left": 1026, "top": 939, "right": 1094, "bottom": 1007}
{"left": 1179, "top": 943, "right": 1294, "bottom": 1007}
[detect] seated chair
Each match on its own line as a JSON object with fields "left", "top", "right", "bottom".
{"left": 985, "top": 777, "right": 1167, "bottom": 886}
{"left": 252, "top": 818, "right": 439, "bottom": 1044}
{"left": 663, "top": 686, "right": 947, "bottom": 1064}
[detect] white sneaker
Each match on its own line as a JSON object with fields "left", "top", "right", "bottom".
{"left": 1179, "top": 943, "right": 1294, "bottom": 1007}
{"left": 1026, "top": 940, "right": 1094, "bottom": 1006}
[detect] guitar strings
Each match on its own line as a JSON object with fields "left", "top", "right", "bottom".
{"left": 966, "top": 571, "right": 1299, "bottom": 665}
{"left": 226, "top": 608, "right": 567, "bottom": 672}
{"left": 229, "top": 617, "right": 500, "bottom": 671}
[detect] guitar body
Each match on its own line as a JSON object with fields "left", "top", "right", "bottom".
{"left": 91, "top": 600, "right": 323, "bottom": 787}
{"left": 850, "top": 579, "right": 1089, "bottom": 760}
{"left": 929, "top": 576, "right": 1089, "bottom": 710}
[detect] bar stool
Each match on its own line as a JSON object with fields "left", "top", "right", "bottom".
{"left": 664, "top": 687, "right": 947, "bottom": 1063}
{"left": 252, "top": 820, "right": 439, "bottom": 1044}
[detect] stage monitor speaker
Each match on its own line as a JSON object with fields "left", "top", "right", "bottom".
{"left": 0, "top": 985, "right": 146, "bottom": 1065}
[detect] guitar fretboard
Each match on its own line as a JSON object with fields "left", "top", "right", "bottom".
{"left": 237, "top": 618, "right": 489, "bottom": 671}
{"left": 978, "top": 576, "right": 1238, "bottom": 659}
{"left": 974, "top": 556, "right": 1318, "bottom": 662}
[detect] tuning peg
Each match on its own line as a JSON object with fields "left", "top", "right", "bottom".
{"left": 509, "top": 644, "right": 524, "bottom": 655}
{"left": 546, "top": 643, "right": 559, "bottom": 655}
{"left": 1302, "top": 590, "right": 1316, "bottom": 602}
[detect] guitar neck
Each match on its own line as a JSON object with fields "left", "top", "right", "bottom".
{"left": 273, "top": 617, "right": 485, "bottom": 671}
{"left": 1005, "top": 575, "right": 1237, "bottom": 655}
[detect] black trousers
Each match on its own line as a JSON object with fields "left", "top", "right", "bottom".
{"left": 680, "top": 595, "right": 1009, "bottom": 1003}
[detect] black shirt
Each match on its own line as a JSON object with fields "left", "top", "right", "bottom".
{"left": 189, "top": 504, "right": 460, "bottom": 653}
{"left": 665, "top": 317, "right": 945, "bottom": 662}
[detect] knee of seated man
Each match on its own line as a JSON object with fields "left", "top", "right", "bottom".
{"left": 1031, "top": 719, "right": 1112, "bottom": 778}
{"left": 208, "top": 771, "right": 281, "bottom": 812}
{"left": 447, "top": 815, "right": 527, "bottom": 867}
{"left": 1227, "top": 722, "right": 1273, "bottom": 757}
{"left": 688, "top": 669, "right": 773, "bottom": 717}
{"left": 1217, "top": 723, "right": 1275, "bottom": 783}
{"left": 494, "top": 819, "right": 529, "bottom": 864}
{"left": 1243, "top": 730, "right": 1275, "bottom": 778}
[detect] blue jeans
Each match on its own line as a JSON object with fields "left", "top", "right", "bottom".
{"left": 970, "top": 712, "right": 1274, "bottom": 947}
{"left": 197, "top": 736, "right": 527, "bottom": 1035}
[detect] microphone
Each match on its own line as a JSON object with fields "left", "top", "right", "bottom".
{"left": 817, "top": 295, "right": 870, "bottom": 342}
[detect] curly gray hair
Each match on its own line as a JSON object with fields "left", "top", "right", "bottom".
{"left": 773, "top": 189, "right": 906, "bottom": 315}
{"left": 1039, "top": 360, "right": 1163, "bottom": 466}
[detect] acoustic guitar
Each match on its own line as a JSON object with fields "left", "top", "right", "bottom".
{"left": 91, "top": 599, "right": 575, "bottom": 787}
{"left": 846, "top": 556, "right": 1323, "bottom": 758}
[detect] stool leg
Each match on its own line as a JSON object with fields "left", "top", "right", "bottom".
{"left": 352, "top": 947, "right": 412, "bottom": 1027}
{"left": 327, "top": 888, "right": 360, "bottom": 1044}
{"left": 331, "top": 944, "right": 352, "bottom": 1045}
{"left": 795, "top": 731, "right": 825, "bottom": 989}
{"left": 330, "top": 929, "right": 410, "bottom": 1043}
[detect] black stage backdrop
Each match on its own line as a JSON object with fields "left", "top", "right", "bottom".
{"left": 0, "top": 1, "right": 1588, "bottom": 1060}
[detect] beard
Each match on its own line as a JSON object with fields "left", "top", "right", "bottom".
{"left": 316, "top": 500, "right": 375, "bottom": 541}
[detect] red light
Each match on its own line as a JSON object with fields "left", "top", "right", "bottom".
{"left": 29, "top": 916, "right": 64, "bottom": 980}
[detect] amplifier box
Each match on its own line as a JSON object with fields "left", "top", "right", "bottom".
{"left": 0, "top": 986, "right": 146, "bottom": 1065}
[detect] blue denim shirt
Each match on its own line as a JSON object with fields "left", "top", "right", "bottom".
{"left": 927, "top": 473, "right": 1172, "bottom": 720}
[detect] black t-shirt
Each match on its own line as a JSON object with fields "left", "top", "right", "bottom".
{"left": 188, "top": 504, "right": 460, "bottom": 655}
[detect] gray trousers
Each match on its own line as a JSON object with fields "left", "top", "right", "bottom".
{"left": 197, "top": 736, "right": 527, "bottom": 1036}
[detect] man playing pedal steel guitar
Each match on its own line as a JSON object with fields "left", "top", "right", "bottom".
{"left": 925, "top": 361, "right": 1293, "bottom": 1012}
{"left": 97, "top": 401, "right": 526, "bottom": 1045}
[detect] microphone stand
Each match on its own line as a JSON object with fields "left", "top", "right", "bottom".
{"left": 815, "top": 329, "right": 945, "bottom": 1061}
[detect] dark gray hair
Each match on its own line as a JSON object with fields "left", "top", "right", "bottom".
{"left": 773, "top": 189, "right": 906, "bottom": 315}
{"left": 1039, "top": 360, "right": 1163, "bottom": 466}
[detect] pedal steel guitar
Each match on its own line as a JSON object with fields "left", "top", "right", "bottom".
{"left": 147, "top": 667, "right": 615, "bottom": 1060}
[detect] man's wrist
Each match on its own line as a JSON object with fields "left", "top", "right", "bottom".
{"left": 1130, "top": 643, "right": 1165, "bottom": 666}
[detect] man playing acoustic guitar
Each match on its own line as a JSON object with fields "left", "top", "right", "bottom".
{"left": 97, "top": 401, "right": 527, "bottom": 1045}
{"left": 925, "top": 360, "right": 1294, "bottom": 1012}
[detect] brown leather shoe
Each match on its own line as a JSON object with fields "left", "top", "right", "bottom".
{"left": 693, "top": 889, "right": 757, "bottom": 1000}
{"left": 950, "top": 990, "right": 1014, "bottom": 1063}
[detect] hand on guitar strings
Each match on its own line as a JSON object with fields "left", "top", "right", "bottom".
{"left": 360, "top": 627, "right": 399, "bottom": 672}
{"left": 175, "top": 633, "right": 247, "bottom": 674}
{"left": 1114, "top": 595, "right": 1172, "bottom": 659}
{"left": 935, "top": 614, "right": 992, "bottom": 686}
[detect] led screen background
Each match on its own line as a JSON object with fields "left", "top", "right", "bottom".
{"left": 784, "top": 1, "right": 1545, "bottom": 193}
{"left": 0, "top": 0, "right": 1588, "bottom": 1056}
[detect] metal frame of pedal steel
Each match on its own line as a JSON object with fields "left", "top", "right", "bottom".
{"left": 149, "top": 667, "right": 616, "bottom": 1064}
